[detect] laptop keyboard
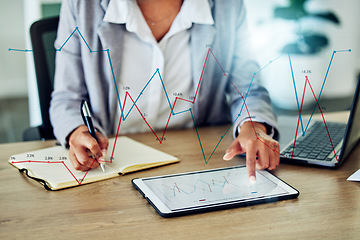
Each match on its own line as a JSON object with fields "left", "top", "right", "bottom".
{"left": 282, "top": 121, "right": 346, "bottom": 161}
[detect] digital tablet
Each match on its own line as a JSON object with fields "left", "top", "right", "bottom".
{"left": 132, "top": 166, "right": 299, "bottom": 217}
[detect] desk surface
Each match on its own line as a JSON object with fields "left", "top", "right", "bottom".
{"left": 1, "top": 113, "right": 360, "bottom": 239}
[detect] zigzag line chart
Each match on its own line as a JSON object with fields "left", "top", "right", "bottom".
{"left": 9, "top": 26, "right": 351, "bottom": 185}
{"left": 142, "top": 167, "right": 287, "bottom": 210}
{"left": 287, "top": 50, "right": 351, "bottom": 161}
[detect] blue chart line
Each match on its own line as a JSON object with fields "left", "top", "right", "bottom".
{"left": 9, "top": 26, "right": 352, "bottom": 165}
{"left": 288, "top": 49, "right": 351, "bottom": 136}
{"left": 8, "top": 48, "right": 33, "bottom": 52}
{"left": 9, "top": 27, "right": 265, "bottom": 164}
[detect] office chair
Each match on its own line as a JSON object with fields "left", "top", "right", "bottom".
{"left": 23, "top": 16, "right": 59, "bottom": 141}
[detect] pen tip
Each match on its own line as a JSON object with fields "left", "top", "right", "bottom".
{"left": 100, "top": 164, "right": 106, "bottom": 173}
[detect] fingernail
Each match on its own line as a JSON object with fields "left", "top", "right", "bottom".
{"left": 223, "top": 152, "right": 232, "bottom": 160}
{"left": 101, "top": 149, "right": 107, "bottom": 158}
{"left": 249, "top": 175, "right": 256, "bottom": 184}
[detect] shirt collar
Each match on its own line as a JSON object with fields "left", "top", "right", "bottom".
{"left": 103, "top": 0, "right": 130, "bottom": 24}
{"left": 182, "top": 0, "right": 214, "bottom": 25}
{"left": 103, "top": 0, "right": 214, "bottom": 26}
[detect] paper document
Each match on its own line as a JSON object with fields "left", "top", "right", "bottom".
{"left": 347, "top": 169, "right": 360, "bottom": 181}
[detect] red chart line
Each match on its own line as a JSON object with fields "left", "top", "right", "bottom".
{"left": 174, "top": 183, "right": 181, "bottom": 193}
{"left": 10, "top": 26, "right": 347, "bottom": 184}
{"left": 110, "top": 48, "right": 212, "bottom": 160}
{"left": 14, "top": 48, "right": 213, "bottom": 187}
{"left": 14, "top": 50, "right": 341, "bottom": 186}
{"left": 110, "top": 47, "right": 339, "bottom": 164}
{"left": 110, "top": 47, "right": 263, "bottom": 162}
{"left": 11, "top": 160, "right": 64, "bottom": 164}
{"left": 12, "top": 160, "right": 98, "bottom": 185}
{"left": 291, "top": 76, "right": 339, "bottom": 161}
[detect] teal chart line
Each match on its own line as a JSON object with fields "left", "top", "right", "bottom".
{"left": 191, "top": 51, "right": 287, "bottom": 163}
{"left": 288, "top": 49, "right": 351, "bottom": 136}
{"left": 8, "top": 48, "right": 33, "bottom": 52}
{"left": 9, "top": 26, "right": 351, "bottom": 166}
{"left": 9, "top": 27, "right": 258, "bottom": 164}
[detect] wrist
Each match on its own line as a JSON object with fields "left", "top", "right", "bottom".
{"left": 66, "top": 125, "right": 87, "bottom": 148}
{"left": 241, "top": 121, "right": 267, "bottom": 133}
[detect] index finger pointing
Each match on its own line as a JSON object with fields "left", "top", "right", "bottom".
{"left": 245, "top": 142, "right": 257, "bottom": 183}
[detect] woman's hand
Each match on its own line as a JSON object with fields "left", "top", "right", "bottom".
{"left": 223, "top": 121, "right": 280, "bottom": 183}
{"left": 68, "top": 125, "right": 109, "bottom": 171}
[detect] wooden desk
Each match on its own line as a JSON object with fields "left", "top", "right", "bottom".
{"left": 1, "top": 114, "right": 360, "bottom": 239}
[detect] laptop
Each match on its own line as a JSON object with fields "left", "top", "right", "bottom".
{"left": 280, "top": 76, "right": 360, "bottom": 167}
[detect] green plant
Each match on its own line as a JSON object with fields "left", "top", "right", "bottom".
{"left": 274, "top": 0, "right": 340, "bottom": 54}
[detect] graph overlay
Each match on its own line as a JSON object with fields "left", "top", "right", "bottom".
{"left": 9, "top": 26, "right": 351, "bottom": 185}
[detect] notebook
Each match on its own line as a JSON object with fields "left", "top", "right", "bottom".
{"left": 8, "top": 136, "right": 179, "bottom": 190}
{"left": 280, "top": 76, "right": 360, "bottom": 167}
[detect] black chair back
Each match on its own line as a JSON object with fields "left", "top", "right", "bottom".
{"left": 23, "top": 16, "right": 59, "bottom": 141}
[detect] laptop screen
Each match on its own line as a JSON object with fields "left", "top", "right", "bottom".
{"left": 340, "top": 77, "right": 360, "bottom": 163}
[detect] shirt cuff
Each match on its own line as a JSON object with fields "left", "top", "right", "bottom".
{"left": 235, "top": 117, "right": 276, "bottom": 138}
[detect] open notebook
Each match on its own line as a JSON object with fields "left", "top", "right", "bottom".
{"left": 8, "top": 136, "right": 179, "bottom": 190}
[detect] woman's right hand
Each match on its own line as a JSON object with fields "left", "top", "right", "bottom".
{"left": 68, "top": 125, "right": 109, "bottom": 171}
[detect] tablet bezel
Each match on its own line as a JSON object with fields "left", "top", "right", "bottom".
{"left": 132, "top": 166, "right": 299, "bottom": 217}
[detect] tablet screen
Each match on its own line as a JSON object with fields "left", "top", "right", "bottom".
{"left": 133, "top": 166, "right": 299, "bottom": 216}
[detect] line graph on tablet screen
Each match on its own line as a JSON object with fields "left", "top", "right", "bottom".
{"left": 143, "top": 168, "right": 287, "bottom": 210}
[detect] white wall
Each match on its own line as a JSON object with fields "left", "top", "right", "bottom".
{"left": 0, "top": 0, "right": 28, "bottom": 99}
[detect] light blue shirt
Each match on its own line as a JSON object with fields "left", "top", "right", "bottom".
{"left": 103, "top": 0, "right": 214, "bottom": 133}
{"left": 50, "top": 0, "right": 279, "bottom": 146}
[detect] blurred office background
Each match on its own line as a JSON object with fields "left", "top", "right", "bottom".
{"left": 0, "top": 0, "right": 359, "bottom": 143}
{"left": 0, "top": 0, "right": 60, "bottom": 143}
